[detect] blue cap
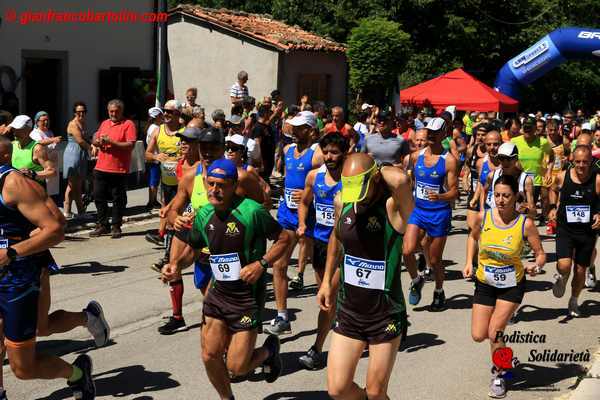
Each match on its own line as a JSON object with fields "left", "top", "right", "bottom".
{"left": 207, "top": 158, "right": 238, "bottom": 181}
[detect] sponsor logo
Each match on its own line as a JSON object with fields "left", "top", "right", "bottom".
{"left": 346, "top": 255, "right": 385, "bottom": 271}
{"left": 344, "top": 217, "right": 352, "bottom": 225}
{"left": 512, "top": 40, "right": 549, "bottom": 68}
{"left": 578, "top": 31, "right": 600, "bottom": 40}
{"left": 366, "top": 216, "right": 381, "bottom": 232}
{"left": 501, "top": 235, "right": 513, "bottom": 245}
{"left": 431, "top": 171, "right": 439, "bottom": 177}
{"left": 297, "top": 162, "right": 305, "bottom": 171}
{"left": 210, "top": 253, "right": 239, "bottom": 264}
{"left": 385, "top": 322, "right": 398, "bottom": 334}
{"left": 225, "top": 222, "right": 239, "bottom": 236}
{"left": 239, "top": 315, "right": 253, "bottom": 327}
{"left": 208, "top": 224, "right": 215, "bottom": 231}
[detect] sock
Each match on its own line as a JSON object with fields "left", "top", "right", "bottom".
{"left": 277, "top": 310, "right": 288, "bottom": 321}
{"left": 169, "top": 280, "right": 184, "bottom": 319}
{"left": 68, "top": 365, "right": 83, "bottom": 383}
{"left": 412, "top": 276, "right": 421, "bottom": 284}
{"left": 569, "top": 295, "right": 578, "bottom": 304}
{"left": 164, "top": 231, "right": 174, "bottom": 260}
{"left": 297, "top": 271, "right": 303, "bottom": 278}
{"left": 434, "top": 288, "right": 444, "bottom": 294}
{"left": 159, "top": 230, "right": 166, "bottom": 238}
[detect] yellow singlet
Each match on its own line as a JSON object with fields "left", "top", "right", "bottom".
{"left": 157, "top": 124, "right": 183, "bottom": 186}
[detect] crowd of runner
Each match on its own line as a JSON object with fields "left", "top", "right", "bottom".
{"left": 0, "top": 73, "right": 599, "bottom": 399}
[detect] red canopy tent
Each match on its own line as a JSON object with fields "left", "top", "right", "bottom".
{"left": 398, "top": 68, "right": 519, "bottom": 112}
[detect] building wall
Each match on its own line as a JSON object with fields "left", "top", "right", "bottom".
{"left": 280, "top": 51, "right": 347, "bottom": 109}
{"left": 0, "top": 0, "right": 155, "bottom": 132}
{"left": 167, "top": 15, "right": 279, "bottom": 116}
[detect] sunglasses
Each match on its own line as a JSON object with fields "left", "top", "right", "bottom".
{"left": 498, "top": 155, "right": 516, "bottom": 162}
{"left": 225, "top": 145, "right": 244, "bottom": 152}
{"left": 163, "top": 109, "right": 177, "bottom": 114}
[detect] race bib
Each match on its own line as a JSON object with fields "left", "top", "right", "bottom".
{"left": 0, "top": 238, "right": 8, "bottom": 249}
{"left": 415, "top": 182, "right": 440, "bottom": 201}
{"left": 161, "top": 160, "right": 178, "bottom": 178}
{"left": 209, "top": 253, "right": 241, "bottom": 281}
{"left": 343, "top": 255, "right": 386, "bottom": 290}
{"left": 484, "top": 265, "right": 517, "bottom": 288}
{"left": 284, "top": 188, "right": 299, "bottom": 209}
{"left": 315, "top": 203, "right": 334, "bottom": 226}
{"left": 486, "top": 190, "right": 495, "bottom": 208}
{"left": 566, "top": 205, "right": 590, "bottom": 224}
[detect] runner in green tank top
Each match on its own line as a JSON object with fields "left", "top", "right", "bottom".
{"left": 317, "top": 153, "right": 414, "bottom": 400}
{"left": 9, "top": 118, "right": 56, "bottom": 184}
{"left": 162, "top": 158, "right": 291, "bottom": 399}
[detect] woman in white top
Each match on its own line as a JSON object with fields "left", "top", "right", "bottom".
{"left": 30, "top": 111, "right": 61, "bottom": 197}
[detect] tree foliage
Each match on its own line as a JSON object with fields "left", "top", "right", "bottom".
{"left": 171, "top": 0, "right": 600, "bottom": 111}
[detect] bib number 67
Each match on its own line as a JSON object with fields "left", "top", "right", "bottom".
{"left": 356, "top": 268, "right": 371, "bottom": 279}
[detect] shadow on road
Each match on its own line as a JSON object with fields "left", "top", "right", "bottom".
{"left": 516, "top": 304, "right": 572, "bottom": 323}
{"left": 263, "top": 390, "right": 331, "bottom": 399}
{"left": 400, "top": 332, "right": 445, "bottom": 353}
{"left": 280, "top": 328, "right": 317, "bottom": 345}
{"left": 509, "top": 362, "right": 586, "bottom": 391}
{"left": 58, "top": 261, "right": 128, "bottom": 275}
{"left": 413, "top": 293, "right": 472, "bottom": 312}
{"left": 525, "top": 279, "right": 553, "bottom": 293}
{"left": 38, "top": 365, "right": 180, "bottom": 400}
{"left": 36, "top": 338, "right": 116, "bottom": 358}
{"left": 288, "top": 284, "right": 318, "bottom": 299}
{"left": 262, "top": 307, "right": 302, "bottom": 323}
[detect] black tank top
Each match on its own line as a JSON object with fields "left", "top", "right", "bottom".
{"left": 557, "top": 168, "right": 597, "bottom": 233}
{"left": 468, "top": 145, "right": 484, "bottom": 194}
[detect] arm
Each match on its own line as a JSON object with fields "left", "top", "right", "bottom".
{"left": 105, "top": 122, "right": 136, "bottom": 150}
{"left": 593, "top": 174, "right": 600, "bottom": 230}
{"left": 145, "top": 128, "right": 165, "bottom": 162}
{"left": 548, "top": 171, "right": 564, "bottom": 221}
{"left": 317, "top": 193, "right": 343, "bottom": 311}
{"left": 297, "top": 170, "right": 316, "bottom": 237}
{"left": 237, "top": 169, "right": 268, "bottom": 205}
{"left": 463, "top": 211, "right": 483, "bottom": 277}
{"left": 32, "top": 144, "right": 57, "bottom": 179}
{"left": 166, "top": 170, "right": 194, "bottom": 230}
{"left": 381, "top": 166, "right": 414, "bottom": 233}
{"left": 524, "top": 218, "right": 545, "bottom": 275}
{"left": 68, "top": 122, "right": 91, "bottom": 152}
{"left": 480, "top": 173, "right": 492, "bottom": 211}
{"left": 523, "top": 175, "right": 536, "bottom": 219}
{"left": 431, "top": 155, "right": 458, "bottom": 202}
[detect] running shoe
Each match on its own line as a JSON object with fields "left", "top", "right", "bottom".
{"left": 85, "top": 301, "right": 110, "bottom": 347}
{"left": 408, "top": 275, "right": 425, "bottom": 306}
{"left": 417, "top": 253, "right": 426, "bottom": 272}
{"left": 552, "top": 273, "right": 567, "bottom": 298}
{"left": 430, "top": 290, "right": 446, "bottom": 312}
{"left": 568, "top": 297, "right": 581, "bottom": 318}
{"left": 507, "top": 312, "right": 518, "bottom": 326}
{"left": 298, "top": 346, "right": 324, "bottom": 370}
{"left": 263, "top": 316, "right": 291, "bottom": 335}
{"left": 145, "top": 232, "right": 164, "bottom": 247}
{"left": 68, "top": 354, "right": 95, "bottom": 400}
{"left": 151, "top": 257, "right": 168, "bottom": 273}
{"left": 110, "top": 226, "right": 122, "bottom": 239}
{"left": 289, "top": 274, "right": 304, "bottom": 290}
{"left": 89, "top": 225, "right": 110, "bottom": 237}
{"left": 158, "top": 316, "right": 187, "bottom": 335}
{"left": 488, "top": 371, "right": 506, "bottom": 398}
{"left": 585, "top": 266, "right": 596, "bottom": 289}
{"left": 545, "top": 220, "right": 556, "bottom": 236}
{"left": 0, "top": 389, "right": 7, "bottom": 400}
{"left": 262, "top": 334, "right": 282, "bottom": 383}
{"left": 423, "top": 267, "right": 434, "bottom": 282}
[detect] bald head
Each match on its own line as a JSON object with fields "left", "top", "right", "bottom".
{"left": 486, "top": 130, "right": 501, "bottom": 142}
{"left": 342, "top": 152, "right": 375, "bottom": 177}
{"left": 577, "top": 133, "right": 592, "bottom": 147}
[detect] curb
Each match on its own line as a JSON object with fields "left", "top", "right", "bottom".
{"left": 65, "top": 210, "right": 159, "bottom": 234}
{"left": 567, "top": 346, "right": 600, "bottom": 400}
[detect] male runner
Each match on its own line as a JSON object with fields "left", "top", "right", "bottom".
{"left": 477, "top": 131, "right": 502, "bottom": 210}
{"left": 545, "top": 119, "right": 570, "bottom": 235}
{"left": 163, "top": 158, "right": 290, "bottom": 399}
{"left": 317, "top": 153, "right": 413, "bottom": 400}
{"left": 268, "top": 111, "right": 324, "bottom": 335}
{"left": 403, "top": 117, "right": 458, "bottom": 310}
{"left": 296, "top": 132, "right": 348, "bottom": 370}
{"left": 550, "top": 145, "right": 600, "bottom": 317}
{"left": 0, "top": 136, "right": 95, "bottom": 399}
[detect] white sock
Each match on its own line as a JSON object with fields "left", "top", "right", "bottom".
{"left": 434, "top": 288, "right": 444, "bottom": 294}
{"left": 277, "top": 310, "right": 288, "bottom": 321}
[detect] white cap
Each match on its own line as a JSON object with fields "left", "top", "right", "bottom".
{"left": 164, "top": 99, "right": 181, "bottom": 111}
{"left": 426, "top": 117, "right": 446, "bottom": 131}
{"left": 361, "top": 103, "right": 373, "bottom": 111}
{"left": 498, "top": 142, "right": 518, "bottom": 157}
{"left": 445, "top": 105, "right": 456, "bottom": 121}
{"left": 8, "top": 115, "right": 33, "bottom": 130}
{"left": 582, "top": 122, "right": 592, "bottom": 131}
{"left": 288, "top": 111, "right": 316, "bottom": 128}
{"left": 148, "top": 107, "right": 163, "bottom": 118}
{"left": 552, "top": 114, "right": 562, "bottom": 121}
{"left": 225, "top": 134, "right": 246, "bottom": 146}
{"left": 528, "top": 113, "right": 536, "bottom": 119}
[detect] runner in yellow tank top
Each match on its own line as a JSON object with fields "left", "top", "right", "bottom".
{"left": 463, "top": 174, "right": 545, "bottom": 399}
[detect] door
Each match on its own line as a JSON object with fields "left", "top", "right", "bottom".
{"left": 22, "top": 57, "right": 64, "bottom": 133}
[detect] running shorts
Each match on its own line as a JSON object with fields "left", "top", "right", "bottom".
{"left": 277, "top": 198, "right": 315, "bottom": 237}
{"left": 0, "top": 284, "right": 40, "bottom": 346}
{"left": 408, "top": 207, "right": 452, "bottom": 238}
{"left": 556, "top": 227, "right": 595, "bottom": 267}
{"left": 312, "top": 239, "right": 327, "bottom": 271}
{"left": 473, "top": 278, "right": 526, "bottom": 307}
{"left": 194, "top": 261, "right": 212, "bottom": 290}
{"left": 202, "top": 289, "right": 261, "bottom": 333}
{"left": 467, "top": 191, "right": 480, "bottom": 212}
{"left": 333, "top": 307, "right": 408, "bottom": 344}
{"left": 161, "top": 183, "right": 178, "bottom": 205}
{"left": 148, "top": 163, "right": 160, "bottom": 188}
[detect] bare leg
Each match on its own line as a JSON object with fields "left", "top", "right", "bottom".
{"left": 571, "top": 264, "right": 587, "bottom": 298}
{"left": 313, "top": 268, "right": 340, "bottom": 352}
{"left": 272, "top": 230, "right": 298, "bottom": 313}
{"left": 327, "top": 332, "right": 367, "bottom": 400}
{"left": 296, "top": 236, "right": 313, "bottom": 277}
{"left": 428, "top": 236, "right": 448, "bottom": 290}
{"left": 225, "top": 330, "right": 269, "bottom": 377}
{"left": 201, "top": 317, "right": 233, "bottom": 399}
{"left": 402, "top": 224, "right": 424, "bottom": 280}
{"left": 7, "top": 342, "right": 72, "bottom": 380}
{"left": 365, "top": 337, "right": 401, "bottom": 399}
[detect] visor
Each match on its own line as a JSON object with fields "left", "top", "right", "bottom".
{"left": 341, "top": 164, "right": 377, "bottom": 203}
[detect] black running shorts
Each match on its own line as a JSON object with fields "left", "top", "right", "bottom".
{"left": 473, "top": 278, "right": 526, "bottom": 307}
{"left": 556, "top": 227, "right": 595, "bottom": 267}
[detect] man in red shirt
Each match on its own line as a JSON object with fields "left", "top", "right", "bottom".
{"left": 90, "top": 99, "right": 137, "bottom": 238}
{"left": 324, "top": 106, "right": 358, "bottom": 152}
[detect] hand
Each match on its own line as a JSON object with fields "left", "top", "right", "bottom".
{"left": 525, "top": 264, "right": 541, "bottom": 277}
{"left": 90, "top": 145, "right": 99, "bottom": 157}
{"left": 0, "top": 249, "right": 10, "bottom": 268}
{"left": 592, "top": 213, "right": 600, "bottom": 230}
{"left": 239, "top": 261, "right": 264, "bottom": 284}
{"left": 52, "top": 136, "right": 62, "bottom": 144}
{"left": 161, "top": 263, "right": 179, "bottom": 282}
{"left": 92, "top": 138, "right": 103, "bottom": 147}
{"left": 317, "top": 284, "right": 333, "bottom": 311}
{"left": 462, "top": 264, "right": 473, "bottom": 279}
{"left": 155, "top": 153, "right": 169, "bottom": 163}
{"left": 427, "top": 190, "right": 440, "bottom": 201}
{"left": 291, "top": 189, "right": 303, "bottom": 204}
{"left": 300, "top": 95, "right": 309, "bottom": 105}
{"left": 548, "top": 208, "right": 557, "bottom": 222}
{"left": 101, "top": 134, "right": 112, "bottom": 145}
{"left": 158, "top": 206, "right": 169, "bottom": 219}
{"left": 296, "top": 224, "right": 306, "bottom": 238}
{"left": 174, "top": 215, "right": 194, "bottom": 231}
{"left": 543, "top": 174, "right": 554, "bottom": 187}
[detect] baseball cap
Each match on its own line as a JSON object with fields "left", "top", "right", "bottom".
{"left": 426, "top": 117, "right": 447, "bottom": 131}
{"left": 444, "top": 106, "right": 456, "bottom": 121}
{"left": 164, "top": 100, "right": 181, "bottom": 111}
{"left": 581, "top": 122, "right": 592, "bottom": 131}
{"left": 199, "top": 127, "right": 225, "bottom": 144}
{"left": 523, "top": 117, "right": 536, "bottom": 130}
{"left": 225, "top": 134, "right": 246, "bottom": 147}
{"left": 211, "top": 109, "right": 226, "bottom": 122}
{"left": 498, "top": 142, "right": 518, "bottom": 158}
{"left": 288, "top": 111, "right": 316, "bottom": 128}
{"left": 207, "top": 158, "right": 238, "bottom": 181}
{"left": 361, "top": 103, "right": 373, "bottom": 111}
{"left": 8, "top": 115, "right": 33, "bottom": 130}
{"left": 227, "top": 114, "right": 243, "bottom": 125}
{"left": 177, "top": 127, "right": 202, "bottom": 141}
{"left": 148, "top": 107, "right": 163, "bottom": 118}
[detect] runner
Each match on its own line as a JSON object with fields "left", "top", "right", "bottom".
{"left": 545, "top": 119, "right": 570, "bottom": 235}
{"left": 317, "top": 152, "right": 413, "bottom": 400}
{"left": 403, "top": 117, "right": 459, "bottom": 310}
{"left": 145, "top": 100, "right": 184, "bottom": 271}
{"left": 268, "top": 111, "right": 324, "bottom": 335}
{"left": 162, "top": 158, "right": 290, "bottom": 399}
{"left": 477, "top": 131, "right": 503, "bottom": 210}
{"left": 0, "top": 136, "right": 97, "bottom": 399}
{"left": 550, "top": 145, "right": 600, "bottom": 317}
{"left": 463, "top": 174, "right": 545, "bottom": 399}
{"left": 296, "top": 132, "right": 348, "bottom": 370}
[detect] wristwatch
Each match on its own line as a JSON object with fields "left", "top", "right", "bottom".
{"left": 259, "top": 258, "right": 269, "bottom": 270}
{"left": 6, "top": 247, "right": 17, "bottom": 262}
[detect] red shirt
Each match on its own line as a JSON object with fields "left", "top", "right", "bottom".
{"left": 94, "top": 119, "right": 137, "bottom": 174}
{"left": 324, "top": 122, "right": 354, "bottom": 138}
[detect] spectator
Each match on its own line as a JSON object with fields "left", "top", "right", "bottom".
{"left": 313, "top": 101, "right": 326, "bottom": 131}
{"left": 30, "top": 111, "right": 61, "bottom": 197}
{"left": 299, "top": 95, "right": 310, "bottom": 111}
{"left": 353, "top": 111, "right": 370, "bottom": 152}
{"left": 90, "top": 99, "right": 137, "bottom": 239}
{"left": 252, "top": 103, "right": 276, "bottom": 181}
{"left": 324, "top": 106, "right": 358, "bottom": 151}
{"left": 230, "top": 70, "right": 249, "bottom": 106}
{"left": 363, "top": 110, "right": 410, "bottom": 165}
{"left": 183, "top": 87, "right": 198, "bottom": 109}
{"left": 144, "top": 106, "right": 163, "bottom": 209}
{"left": 242, "top": 96, "right": 256, "bottom": 118}
{"left": 188, "top": 106, "right": 209, "bottom": 129}
{"left": 591, "top": 109, "right": 600, "bottom": 131}
{"left": 64, "top": 102, "right": 92, "bottom": 217}
{"left": 0, "top": 110, "right": 12, "bottom": 135}
{"left": 211, "top": 109, "right": 226, "bottom": 129}
{"left": 270, "top": 89, "right": 282, "bottom": 104}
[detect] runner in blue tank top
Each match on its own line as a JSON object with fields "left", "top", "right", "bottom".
{"left": 268, "top": 111, "right": 324, "bottom": 336}
{"left": 296, "top": 132, "right": 347, "bottom": 370}
{"left": 403, "top": 117, "right": 458, "bottom": 311}
{"left": 477, "top": 131, "right": 502, "bottom": 210}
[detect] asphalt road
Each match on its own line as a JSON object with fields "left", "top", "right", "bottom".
{"left": 4, "top": 206, "right": 600, "bottom": 400}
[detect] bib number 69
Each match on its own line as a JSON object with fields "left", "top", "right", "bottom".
{"left": 356, "top": 268, "right": 371, "bottom": 279}
{"left": 218, "top": 264, "right": 230, "bottom": 273}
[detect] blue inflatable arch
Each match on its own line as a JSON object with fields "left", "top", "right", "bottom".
{"left": 494, "top": 27, "right": 600, "bottom": 99}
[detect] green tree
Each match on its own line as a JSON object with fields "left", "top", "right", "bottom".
{"left": 347, "top": 17, "right": 411, "bottom": 104}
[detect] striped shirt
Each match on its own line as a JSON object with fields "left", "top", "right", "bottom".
{"left": 229, "top": 82, "right": 248, "bottom": 100}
